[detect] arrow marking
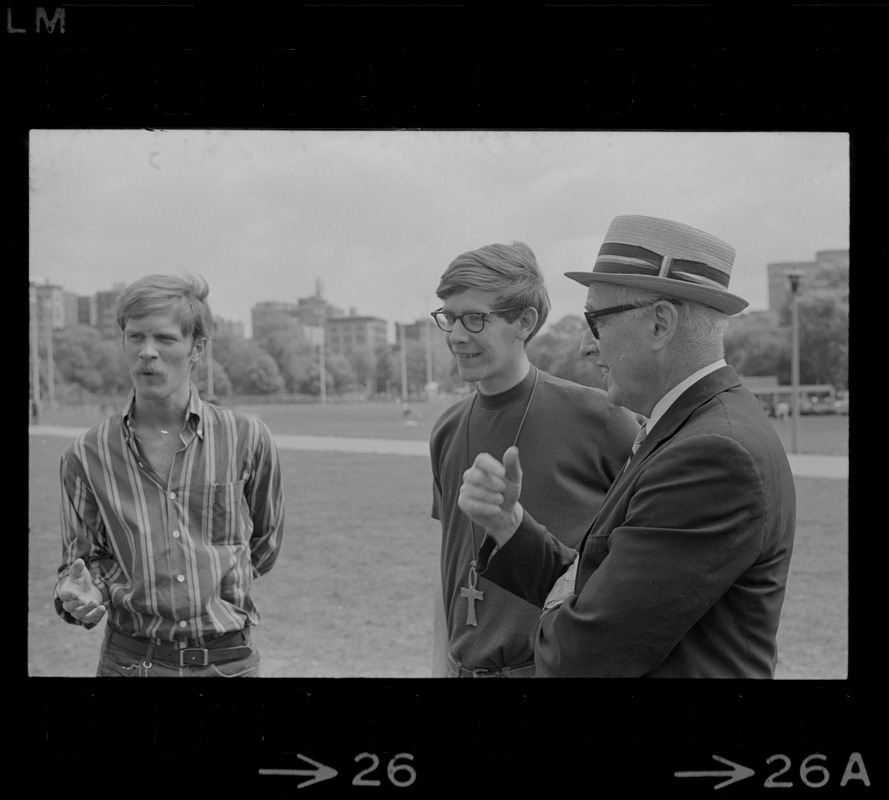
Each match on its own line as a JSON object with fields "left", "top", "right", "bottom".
{"left": 675, "top": 754, "right": 756, "bottom": 790}
{"left": 259, "top": 753, "right": 338, "bottom": 788}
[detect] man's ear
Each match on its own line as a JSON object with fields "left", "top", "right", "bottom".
{"left": 650, "top": 300, "right": 680, "bottom": 351}
{"left": 516, "top": 307, "right": 539, "bottom": 342}
{"left": 191, "top": 337, "right": 207, "bottom": 361}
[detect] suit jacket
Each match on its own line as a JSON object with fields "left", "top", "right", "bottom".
{"left": 479, "top": 365, "right": 796, "bottom": 678}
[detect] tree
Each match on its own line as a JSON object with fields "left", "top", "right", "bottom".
{"left": 254, "top": 328, "right": 317, "bottom": 394}
{"left": 724, "top": 314, "right": 786, "bottom": 379}
{"left": 796, "top": 294, "right": 849, "bottom": 389}
{"left": 527, "top": 316, "right": 603, "bottom": 389}
{"left": 349, "top": 347, "right": 378, "bottom": 393}
{"left": 192, "top": 358, "right": 233, "bottom": 398}
{"left": 324, "top": 352, "right": 356, "bottom": 393}
{"left": 380, "top": 339, "right": 434, "bottom": 397}
{"left": 52, "top": 326, "right": 129, "bottom": 395}
{"left": 216, "top": 337, "right": 284, "bottom": 394}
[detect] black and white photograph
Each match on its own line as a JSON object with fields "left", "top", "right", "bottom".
{"left": 13, "top": 3, "right": 879, "bottom": 794}
{"left": 28, "top": 129, "right": 848, "bottom": 679}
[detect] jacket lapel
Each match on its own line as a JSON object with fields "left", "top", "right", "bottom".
{"left": 631, "top": 365, "right": 742, "bottom": 462}
{"left": 575, "top": 365, "right": 743, "bottom": 559}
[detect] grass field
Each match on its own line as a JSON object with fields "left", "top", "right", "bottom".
{"left": 28, "top": 399, "right": 848, "bottom": 678}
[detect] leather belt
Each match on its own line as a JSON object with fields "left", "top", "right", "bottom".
{"left": 108, "top": 627, "right": 253, "bottom": 667}
{"left": 447, "top": 653, "right": 536, "bottom": 678}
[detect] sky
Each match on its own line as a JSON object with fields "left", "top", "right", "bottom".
{"left": 29, "top": 129, "right": 849, "bottom": 340}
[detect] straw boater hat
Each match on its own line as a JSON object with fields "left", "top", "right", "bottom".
{"left": 565, "top": 215, "right": 749, "bottom": 315}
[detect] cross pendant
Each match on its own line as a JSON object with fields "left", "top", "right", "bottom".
{"left": 460, "top": 562, "right": 484, "bottom": 626}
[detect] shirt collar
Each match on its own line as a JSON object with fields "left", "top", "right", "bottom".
{"left": 644, "top": 359, "right": 726, "bottom": 434}
{"left": 122, "top": 385, "right": 205, "bottom": 440}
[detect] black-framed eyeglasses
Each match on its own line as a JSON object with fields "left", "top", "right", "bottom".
{"left": 431, "top": 307, "right": 525, "bottom": 333}
{"left": 583, "top": 299, "right": 679, "bottom": 339}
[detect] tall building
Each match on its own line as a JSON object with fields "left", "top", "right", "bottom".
{"left": 766, "top": 249, "right": 849, "bottom": 314}
{"left": 214, "top": 317, "right": 245, "bottom": 339}
{"left": 294, "top": 294, "right": 344, "bottom": 326}
{"left": 326, "top": 315, "right": 388, "bottom": 358}
{"left": 77, "top": 294, "right": 97, "bottom": 327}
{"left": 251, "top": 301, "right": 300, "bottom": 340}
{"left": 95, "top": 283, "right": 126, "bottom": 337}
{"left": 398, "top": 318, "right": 434, "bottom": 343}
{"left": 31, "top": 280, "right": 69, "bottom": 331}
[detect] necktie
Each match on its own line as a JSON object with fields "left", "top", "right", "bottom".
{"left": 632, "top": 422, "right": 648, "bottom": 455}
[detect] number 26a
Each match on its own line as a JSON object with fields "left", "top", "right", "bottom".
{"left": 765, "top": 753, "right": 869, "bottom": 789}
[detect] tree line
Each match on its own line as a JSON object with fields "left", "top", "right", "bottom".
{"left": 34, "top": 277, "right": 848, "bottom": 404}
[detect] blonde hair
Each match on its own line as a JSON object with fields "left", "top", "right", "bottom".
{"left": 116, "top": 272, "right": 214, "bottom": 341}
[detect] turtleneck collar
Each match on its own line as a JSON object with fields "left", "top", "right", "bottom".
{"left": 474, "top": 366, "right": 538, "bottom": 411}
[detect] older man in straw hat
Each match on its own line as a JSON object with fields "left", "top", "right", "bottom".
{"left": 458, "top": 215, "right": 796, "bottom": 678}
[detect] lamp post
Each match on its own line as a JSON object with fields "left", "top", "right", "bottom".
{"left": 318, "top": 321, "right": 327, "bottom": 405}
{"left": 29, "top": 284, "right": 41, "bottom": 423}
{"left": 399, "top": 321, "right": 408, "bottom": 402}
{"left": 786, "top": 270, "right": 806, "bottom": 454}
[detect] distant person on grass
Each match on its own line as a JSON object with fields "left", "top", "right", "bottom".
{"left": 54, "top": 273, "right": 285, "bottom": 677}
{"left": 459, "top": 216, "right": 797, "bottom": 677}
{"left": 429, "top": 241, "right": 639, "bottom": 677}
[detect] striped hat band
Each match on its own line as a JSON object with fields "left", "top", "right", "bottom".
{"left": 595, "top": 242, "right": 731, "bottom": 290}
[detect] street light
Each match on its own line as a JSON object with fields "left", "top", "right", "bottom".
{"left": 786, "top": 270, "right": 806, "bottom": 454}
{"left": 29, "top": 284, "right": 41, "bottom": 423}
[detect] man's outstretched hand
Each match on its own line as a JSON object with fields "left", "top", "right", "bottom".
{"left": 58, "top": 558, "right": 107, "bottom": 625}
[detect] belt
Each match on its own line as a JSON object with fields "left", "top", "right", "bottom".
{"left": 447, "top": 653, "right": 536, "bottom": 678}
{"left": 108, "top": 627, "right": 253, "bottom": 668}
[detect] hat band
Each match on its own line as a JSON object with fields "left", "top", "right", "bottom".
{"left": 594, "top": 243, "right": 731, "bottom": 289}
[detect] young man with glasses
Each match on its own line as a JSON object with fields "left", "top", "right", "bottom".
{"left": 459, "top": 216, "right": 797, "bottom": 678}
{"left": 428, "top": 241, "right": 639, "bottom": 678}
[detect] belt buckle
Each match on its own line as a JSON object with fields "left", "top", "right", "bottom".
{"left": 179, "top": 647, "right": 210, "bottom": 667}
{"left": 472, "top": 667, "right": 499, "bottom": 678}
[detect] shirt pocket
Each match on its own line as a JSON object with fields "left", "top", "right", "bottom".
{"left": 209, "top": 480, "right": 248, "bottom": 544}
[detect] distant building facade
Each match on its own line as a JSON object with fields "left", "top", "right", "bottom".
{"left": 214, "top": 317, "right": 245, "bottom": 339}
{"left": 95, "top": 284, "right": 126, "bottom": 337}
{"left": 77, "top": 294, "right": 97, "bottom": 327}
{"left": 251, "top": 301, "right": 301, "bottom": 340}
{"left": 398, "top": 318, "right": 434, "bottom": 343}
{"left": 31, "top": 280, "right": 72, "bottom": 331}
{"left": 327, "top": 315, "right": 388, "bottom": 358}
{"left": 767, "top": 249, "right": 849, "bottom": 315}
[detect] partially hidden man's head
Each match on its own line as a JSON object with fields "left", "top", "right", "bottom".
{"left": 116, "top": 272, "right": 214, "bottom": 343}
{"left": 436, "top": 241, "right": 551, "bottom": 344}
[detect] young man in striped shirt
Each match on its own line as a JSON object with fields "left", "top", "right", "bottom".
{"left": 54, "top": 273, "right": 285, "bottom": 677}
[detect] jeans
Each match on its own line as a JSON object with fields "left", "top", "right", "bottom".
{"left": 96, "top": 626, "right": 261, "bottom": 678}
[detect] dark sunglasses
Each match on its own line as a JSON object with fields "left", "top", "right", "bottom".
{"left": 583, "top": 299, "right": 679, "bottom": 338}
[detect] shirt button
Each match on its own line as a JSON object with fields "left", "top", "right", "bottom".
{"left": 172, "top": 530, "right": 180, "bottom": 539}
{"left": 179, "top": 621, "right": 187, "bottom": 629}
{"left": 169, "top": 492, "right": 176, "bottom": 499}
{"left": 177, "top": 574, "right": 185, "bottom": 583}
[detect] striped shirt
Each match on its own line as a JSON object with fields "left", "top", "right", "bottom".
{"left": 54, "top": 388, "right": 285, "bottom": 644}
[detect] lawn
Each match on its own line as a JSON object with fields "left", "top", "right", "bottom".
{"left": 28, "top": 400, "right": 848, "bottom": 678}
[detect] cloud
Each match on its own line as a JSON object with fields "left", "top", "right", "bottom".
{"left": 29, "top": 129, "right": 849, "bottom": 337}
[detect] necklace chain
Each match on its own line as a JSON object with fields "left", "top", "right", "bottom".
{"left": 465, "top": 368, "right": 539, "bottom": 562}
